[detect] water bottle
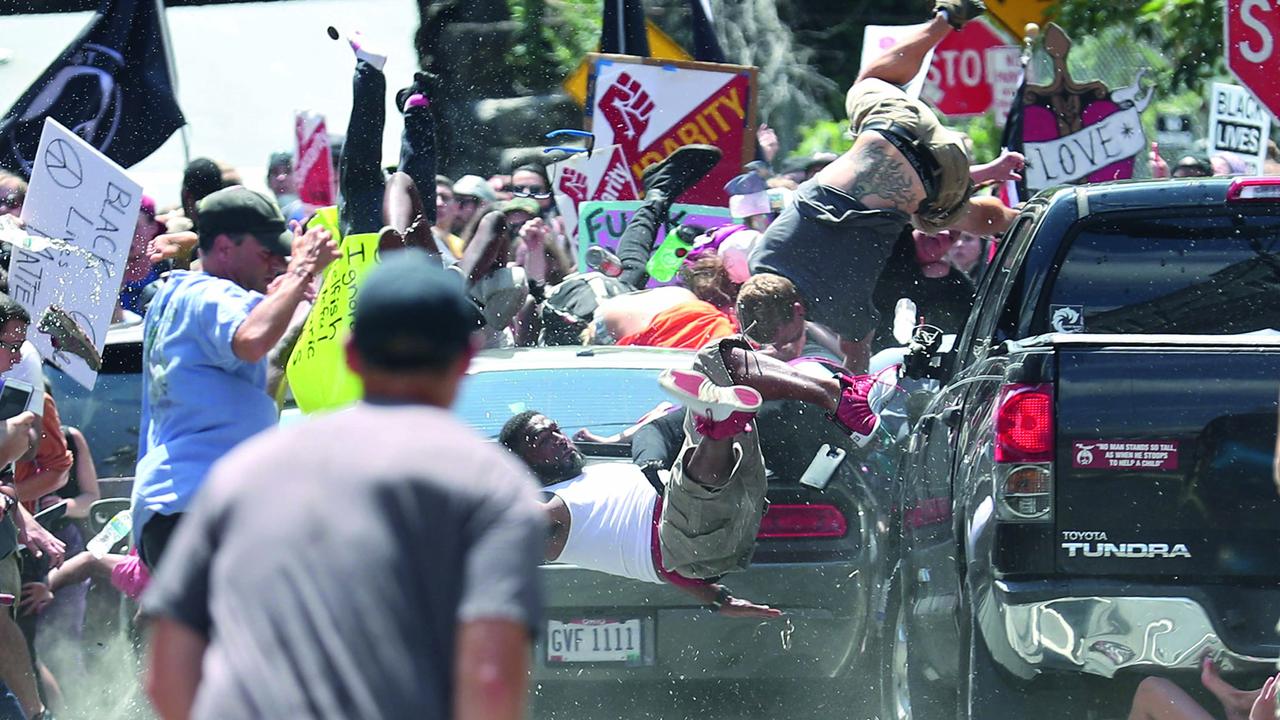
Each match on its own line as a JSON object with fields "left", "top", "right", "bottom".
{"left": 585, "top": 245, "right": 623, "bottom": 277}
{"left": 892, "top": 298, "right": 918, "bottom": 345}
{"left": 645, "top": 226, "right": 697, "bottom": 282}
{"left": 87, "top": 509, "right": 132, "bottom": 559}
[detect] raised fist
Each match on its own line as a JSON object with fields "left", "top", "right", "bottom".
{"left": 600, "top": 72, "right": 655, "bottom": 148}
{"left": 558, "top": 167, "right": 589, "bottom": 204}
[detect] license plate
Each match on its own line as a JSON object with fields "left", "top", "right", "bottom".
{"left": 546, "top": 618, "right": 644, "bottom": 664}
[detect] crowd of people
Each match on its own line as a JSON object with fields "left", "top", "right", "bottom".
{"left": 0, "top": 1, "right": 1276, "bottom": 718}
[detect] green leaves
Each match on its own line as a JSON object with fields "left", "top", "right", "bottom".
{"left": 1052, "top": 0, "right": 1222, "bottom": 95}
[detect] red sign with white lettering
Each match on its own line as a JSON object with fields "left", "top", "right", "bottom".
{"left": 924, "top": 20, "right": 1019, "bottom": 118}
{"left": 1225, "top": 0, "right": 1280, "bottom": 120}
{"left": 1072, "top": 441, "right": 1179, "bottom": 472}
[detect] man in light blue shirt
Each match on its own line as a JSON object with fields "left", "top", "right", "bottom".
{"left": 133, "top": 186, "right": 337, "bottom": 569}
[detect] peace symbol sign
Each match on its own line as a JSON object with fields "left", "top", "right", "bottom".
{"left": 43, "top": 138, "right": 84, "bottom": 190}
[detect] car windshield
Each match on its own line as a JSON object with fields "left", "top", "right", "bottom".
{"left": 47, "top": 359, "right": 142, "bottom": 479}
{"left": 1045, "top": 211, "right": 1280, "bottom": 335}
{"left": 454, "top": 367, "right": 670, "bottom": 439}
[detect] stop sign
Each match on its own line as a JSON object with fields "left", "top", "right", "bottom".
{"left": 1226, "top": 0, "right": 1280, "bottom": 120}
{"left": 924, "top": 20, "right": 1020, "bottom": 117}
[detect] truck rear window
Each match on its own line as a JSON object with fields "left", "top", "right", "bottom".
{"left": 1046, "top": 212, "right": 1280, "bottom": 335}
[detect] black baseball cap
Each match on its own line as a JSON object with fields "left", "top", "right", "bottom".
{"left": 352, "top": 249, "right": 484, "bottom": 369}
{"left": 196, "top": 186, "right": 292, "bottom": 255}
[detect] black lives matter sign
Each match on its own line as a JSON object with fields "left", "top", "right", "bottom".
{"left": 1208, "top": 82, "right": 1271, "bottom": 171}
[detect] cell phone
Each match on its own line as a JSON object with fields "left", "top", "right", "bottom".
{"left": 799, "top": 443, "right": 847, "bottom": 491}
{"left": 34, "top": 500, "right": 68, "bottom": 528}
{"left": 0, "top": 378, "right": 32, "bottom": 421}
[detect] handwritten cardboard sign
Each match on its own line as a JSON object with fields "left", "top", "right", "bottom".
{"left": 575, "top": 200, "right": 731, "bottom": 286}
{"left": 585, "top": 55, "right": 757, "bottom": 208}
{"left": 12, "top": 118, "right": 141, "bottom": 390}
{"left": 285, "top": 206, "right": 379, "bottom": 413}
{"left": 1208, "top": 82, "right": 1270, "bottom": 174}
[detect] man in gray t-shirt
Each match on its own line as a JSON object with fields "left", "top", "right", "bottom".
{"left": 143, "top": 249, "right": 545, "bottom": 720}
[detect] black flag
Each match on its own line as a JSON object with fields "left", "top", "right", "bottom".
{"left": 0, "top": 0, "right": 185, "bottom": 178}
{"left": 689, "top": 0, "right": 725, "bottom": 63}
{"left": 998, "top": 75, "right": 1027, "bottom": 205}
{"left": 601, "top": 0, "right": 650, "bottom": 56}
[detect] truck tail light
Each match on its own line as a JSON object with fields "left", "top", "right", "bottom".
{"left": 994, "top": 384, "right": 1054, "bottom": 522}
{"left": 1226, "top": 178, "right": 1280, "bottom": 202}
{"left": 994, "top": 384, "right": 1053, "bottom": 463}
{"left": 756, "top": 504, "right": 847, "bottom": 539}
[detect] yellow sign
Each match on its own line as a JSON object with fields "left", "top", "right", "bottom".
{"left": 564, "top": 21, "right": 692, "bottom": 105}
{"left": 985, "top": 0, "right": 1055, "bottom": 39}
{"left": 285, "top": 206, "right": 380, "bottom": 414}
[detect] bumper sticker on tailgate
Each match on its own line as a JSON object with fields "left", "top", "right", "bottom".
{"left": 1072, "top": 440, "right": 1179, "bottom": 471}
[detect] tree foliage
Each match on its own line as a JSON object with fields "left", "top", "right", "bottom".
{"left": 505, "top": 0, "right": 601, "bottom": 93}
{"left": 1051, "top": 0, "right": 1223, "bottom": 95}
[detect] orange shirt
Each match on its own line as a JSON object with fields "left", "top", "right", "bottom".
{"left": 16, "top": 393, "right": 73, "bottom": 512}
{"left": 617, "top": 300, "right": 737, "bottom": 350}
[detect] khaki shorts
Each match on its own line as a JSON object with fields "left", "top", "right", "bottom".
{"left": 0, "top": 553, "right": 18, "bottom": 619}
{"left": 658, "top": 338, "right": 768, "bottom": 580}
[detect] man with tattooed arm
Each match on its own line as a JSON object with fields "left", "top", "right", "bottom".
{"left": 748, "top": 0, "right": 1025, "bottom": 371}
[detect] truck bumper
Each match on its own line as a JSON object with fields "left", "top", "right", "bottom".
{"left": 992, "top": 582, "right": 1279, "bottom": 678}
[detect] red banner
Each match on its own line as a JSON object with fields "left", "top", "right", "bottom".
{"left": 295, "top": 111, "right": 335, "bottom": 207}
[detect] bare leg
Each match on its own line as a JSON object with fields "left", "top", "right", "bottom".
{"left": 684, "top": 435, "right": 737, "bottom": 489}
{"left": 856, "top": 13, "right": 951, "bottom": 85}
{"left": 840, "top": 330, "right": 875, "bottom": 374}
{"left": 1129, "top": 677, "right": 1215, "bottom": 720}
{"left": 717, "top": 341, "right": 840, "bottom": 412}
{"left": 381, "top": 171, "right": 436, "bottom": 255}
{"left": 458, "top": 211, "right": 508, "bottom": 285}
{"left": 37, "top": 661, "right": 62, "bottom": 712}
{"left": 0, "top": 612, "right": 41, "bottom": 717}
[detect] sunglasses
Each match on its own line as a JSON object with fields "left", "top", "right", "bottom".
{"left": 0, "top": 339, "right": 22, "bottom": 354}
{"left": 511, "top": 185, "right": 551, "bottom": 200}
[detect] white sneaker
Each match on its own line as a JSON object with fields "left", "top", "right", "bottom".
{"left": 658, "top": 368, "right": 762, "bottom": 422}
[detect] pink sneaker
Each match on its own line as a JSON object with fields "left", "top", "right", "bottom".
{"left": 659, "top": 368, "right": 762, "bottom": 422}
{"left": 348, "top": 30, "right": 388, "bottom": 71}
{"left": 832, "top": 373, "right": 882, "bottom": 448}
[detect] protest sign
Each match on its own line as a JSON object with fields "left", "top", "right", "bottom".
{"left": 575, "top": 200, "right": 731, "bottom": 286}
{"left": 285, "top": 206, "right": 379, "bottom": 413}
{"left": 860, "top": 24, "right": 935, "bottom": 100}
{"left": 923, "top": 20, "right": 1020, "bottom": 117}
{"left": 1019, "top": 24, "right": 1153, "bottom": 190}
{"left": 549, "top": 143, "right": 640, "bottom": 241}
{"left": 1207, "top": 82, "right": 1270, "bottom": 174}
{"left": 585, "top": 54, "right": 756, "bottom": 208}
{"left": 11, "top": 118, "right": 140, "bottom": 390}
{"left": 295, "top": 111, "right": 336, "bottom": 207}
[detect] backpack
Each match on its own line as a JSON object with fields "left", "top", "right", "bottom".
{"left": 538, "top": 272, "right": 630, "bottom": 346}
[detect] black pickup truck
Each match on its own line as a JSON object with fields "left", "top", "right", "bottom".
{"left": 882, "top": 177, "right": 1280, "bottom": 719}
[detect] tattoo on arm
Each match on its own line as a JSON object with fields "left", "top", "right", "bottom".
{"left": 266, "top": 310, "right": 308, "bottom": 405}
{"left": 850, "top": 143, "right": 917, "bottom": 209}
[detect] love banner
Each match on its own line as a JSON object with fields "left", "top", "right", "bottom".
{"left": 1017, "top": 24, "right": 1153, "bottom": 191}
{"left": 585, "top": 54, "right": 757, "bottom": 207}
